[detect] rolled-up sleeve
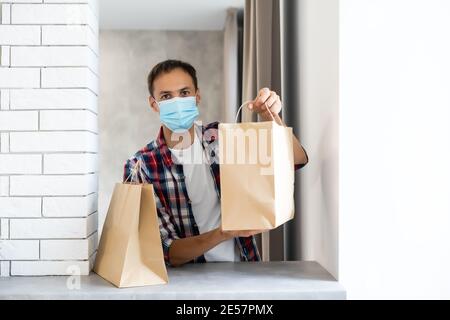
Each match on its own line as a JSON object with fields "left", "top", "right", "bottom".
{"left": 123, "top": 159, "right": 134, "bottom": 182}
{"left": 154, "top": 197, "right": 180, "bottom": 266}
{"left": 294, "top": 145, "right": 309, "bottom": 170}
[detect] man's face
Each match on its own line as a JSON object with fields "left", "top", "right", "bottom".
{"left": 149, "top": 68, "right": 200, "bottom": 113}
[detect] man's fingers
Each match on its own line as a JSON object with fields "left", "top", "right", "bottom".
{"left": 258, "top": 87, "right": 270, "bottom": 97}
{"left": 254, "top": 87, "right": 271, "bottom": 109}
{"left": 264, "top": 91, "right": 278, "bottom": 111}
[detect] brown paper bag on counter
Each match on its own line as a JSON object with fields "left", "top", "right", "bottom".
{"left": 94, "top": 160, "right": 168, "bottom": 288}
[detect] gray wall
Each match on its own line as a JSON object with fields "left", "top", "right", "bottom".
{"left": 98, "top": 30, "right": 224, "bottom": 233}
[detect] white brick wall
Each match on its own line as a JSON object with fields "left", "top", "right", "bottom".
{"left": 0, "top": 25, "right": 40, "bottom": 45}
{"left": 11, "top": 46, "right": 98, "bottom": 74}
{"left": 0, "top": 240, "right": 39, "bottom": 260}
{"left": 11, "top": 258, "right": 94, "bottom": 276}
{"left": 0, "top": 132, "right": 9, "bottom": 151}
{"left": 0, "top": 218, "right": 9, "bottom": 238}
{"left": 1, "top": 5, "right": 11, "bottom": 24}
{"left": 0, "top": 154, "right": 41, "bottom": 174}
{"left": 0, "top": 89, "right": 9, "bottom": 109}
{"left": 42, "top": 193, "right": 97, "bottom": 217}
{"left": 0, "top": 176, "right": 8, "bottom": 196}
{"left": 11, "top": 4, "right": 98, "bottom": 30}
{"left": 0, "top": 261, "right": 10, "bottom": 277}
{"left": 40, "top": 232, "right": 97, "bottom": 260}
{"left": 40, "top": 110, "right": 97, "bottom": 132}
{"left": 0, "top": 67, "right": 40, "bottom": 87}
{"left": 1, "top": 45, "right": 10, "bottom": 66}
{"left": 42, "top": 26, "right": 98, "bottom": 55}
{"left": 10, "top": 131, "right": 98, "bottom": 152}
{"left": 9, "top": 213, "right": 97, "bottom": 239}
{"left": 43, "top": 153, "right": 98, "bottom": 174}
{"left": 10, "top": 89, "right": 97, "bottom": 112}
{"left": 10, "top": 174, "right": 98, "bottom": 196}
{"left": 0, "top": 111, "right": 38, "bottom": 131}
{"left": 0, "top": 0, "right": 98, "bottom": 276}
{"left": 0, "top": 197, "right": 41, "bottom": 217}
{"left": 41, "top": 67, "right": 98, "bottom": 94}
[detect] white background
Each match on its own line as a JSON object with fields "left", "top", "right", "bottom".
{"left": 299, "top": 0, "right": 450, "bottom": 299}
{"left": 339, "top": 0, "right": 450, "bottom": 299}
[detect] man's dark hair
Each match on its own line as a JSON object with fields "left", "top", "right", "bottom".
{"left": 147, "top": 59, "right": 198, "bottom": 97}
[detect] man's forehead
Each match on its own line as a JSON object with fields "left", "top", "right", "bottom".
{"left": 154, "top": 69, "right": 194, "bottom": 90}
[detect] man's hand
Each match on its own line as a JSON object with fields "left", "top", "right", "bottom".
{"left": 247, "top": 87, "right": 309, "bottom": 167}
{"left": 247, "top": 87, "right": 282, "bottom": 122}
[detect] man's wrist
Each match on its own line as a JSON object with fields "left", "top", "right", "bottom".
{"left": 214, "top": 227, "right": 231, "bottom": 242}
{"left": 259, "top": 112, "right": 273, "bottom": 122}
{"left": 256, "top": 110, "right": 282, "bottom": 123}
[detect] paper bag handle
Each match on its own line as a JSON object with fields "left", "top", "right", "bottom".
{"left": 124, "top": 158, "right": 147, "bottom": 184}
{"left": 234, "top": 100, "right": 276, "bottom": 123}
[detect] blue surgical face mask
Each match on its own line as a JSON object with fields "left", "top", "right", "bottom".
{"left": 157, "top": 96, "right": 199, "bottom": 133}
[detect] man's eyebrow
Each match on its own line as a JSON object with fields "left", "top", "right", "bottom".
{"left": 158, "top": 87, "right": 192, "bottom": 95}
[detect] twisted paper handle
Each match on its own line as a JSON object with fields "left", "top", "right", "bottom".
{"left": 234, "top": 100, "right": 276, "bottom": 123}
{"left": 124, "top": 158, "right": 147, "bottom": 184}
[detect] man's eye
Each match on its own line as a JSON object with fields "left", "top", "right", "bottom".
{"left": 161, "top": 94, "right": 171, "bottom": 100}
{"left": 181, "top": 91, "right": 189, "bottom": 96}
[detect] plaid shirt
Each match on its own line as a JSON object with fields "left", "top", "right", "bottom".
{"left": 123, "top": 121, "right": 308, "bottom": 266}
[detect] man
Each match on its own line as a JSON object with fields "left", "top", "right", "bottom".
{"left": 123, "top": 59, "right": 308, "bottom": 267}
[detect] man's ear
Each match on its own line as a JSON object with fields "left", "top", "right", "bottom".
{"left": 149, "top": 96, "right": 159, "bottom": 113}
{"left": 196, "top": 89, "right": 201, "bottom": 106}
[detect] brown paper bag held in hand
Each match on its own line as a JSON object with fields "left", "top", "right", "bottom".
{"left": 94, "top": 159, "right": 168, "bottom": 288}
{"left": 219, "top": 102, "right": 295, "bottom": 231}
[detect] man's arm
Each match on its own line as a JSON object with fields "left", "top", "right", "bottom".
{"left": 272, "top": 113, "right": 308, "bottom": 166}
{"left": 169, "top": 228, "right": 263, "bottom": 267}
{"left": 248, "top": 88, "right": 309, "bottom": 167}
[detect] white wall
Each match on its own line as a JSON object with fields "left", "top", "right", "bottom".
{"left": 339, "top": 0, "right": 450, "bottom": 299}
{"left": 298, "top": 0, "right": 339, "bottom": 279}
{"left": 0, "top": 0, "right": 99, "bottom": 276}
{"left": 299, "top": 0, "right": 450, "bottom": 299}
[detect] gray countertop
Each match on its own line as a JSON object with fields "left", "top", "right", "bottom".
{"left": 0, "top": 261, "right": 345, "bottom": 300}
